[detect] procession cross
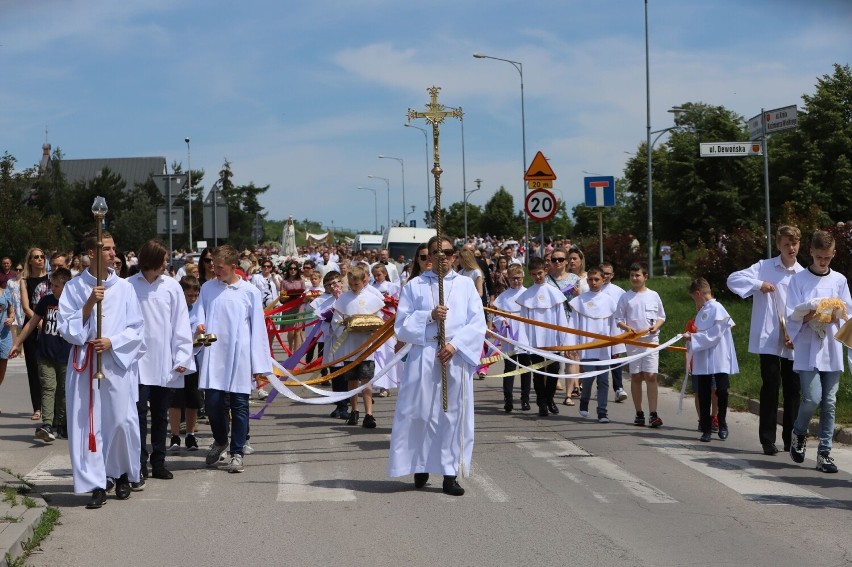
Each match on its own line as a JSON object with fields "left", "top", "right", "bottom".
{"left": 407, "top": 86, "right": 463, "bottom": 412}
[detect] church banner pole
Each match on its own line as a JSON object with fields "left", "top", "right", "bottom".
{"left": 408, "top": 86, "right": 462, "bottom": 412}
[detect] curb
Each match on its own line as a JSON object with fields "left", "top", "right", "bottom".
{"left": 0, "top": 469, "right": 48, "bottom": 567}
{"left": 659, "top": 373, "right": 852, "bottom": 446}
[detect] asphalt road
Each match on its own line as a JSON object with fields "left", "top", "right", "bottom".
{"left": 2, "top": 356, "right": 850, "bottom": 567}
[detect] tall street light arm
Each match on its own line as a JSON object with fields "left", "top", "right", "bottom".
{"left": 404, "top": 123, "right": 431, "bottom": 223}
{"left": 367, "top": 175, "right": 391, "bottom": 230}
{"left": 356, "top": 187, "right": 378, "bottom": 233}
{"left": 646, "top": 106, "right": 685, "bottom": 275}
{"left": 473, "top": 51, "right": 528, "bottom": 264}
{"left": 378, "top": 155, "right": 406, "bottom": 225}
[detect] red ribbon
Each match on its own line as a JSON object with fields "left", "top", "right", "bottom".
{"left": 72, "top": 344, "right": 97, "bottom": 453}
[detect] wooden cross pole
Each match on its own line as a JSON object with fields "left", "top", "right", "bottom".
{"left": 407, "top": 86, "right": 463, "bottom": 412}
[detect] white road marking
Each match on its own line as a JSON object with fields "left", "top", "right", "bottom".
{"left": 24, "top": 453, "right": 73, "bottom": 485}
{"left": 277, "top": 464, "right": 356, "bottom": 502}
{"left": 468, "top": 468, "right": 510, "bottom": 502}
{"left": 646, "top": 438, "right": 828, "bottom": 505}
{"left": 505, "top": 435, "right": 591, "bottom": 458}
{"left": 578, "top": 456, "right": 677, "bottom": 504}
{"left": 547, "top": 459, "right": 610, "bottom": 504}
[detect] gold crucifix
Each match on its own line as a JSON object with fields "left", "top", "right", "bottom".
{"left": 407, "top": 86, "right": 462, "bottom": 412}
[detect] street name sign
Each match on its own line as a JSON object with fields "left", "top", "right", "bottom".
{"left": 699, "top": 142, "right": 763, "bottom": 157}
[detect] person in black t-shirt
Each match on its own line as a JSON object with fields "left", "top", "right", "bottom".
{"left": 11, "top": 268, "right": 74, "bottom": 442}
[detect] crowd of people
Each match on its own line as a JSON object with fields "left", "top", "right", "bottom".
{"left": 0, "top": 223, "right": 849, "bottom": 509}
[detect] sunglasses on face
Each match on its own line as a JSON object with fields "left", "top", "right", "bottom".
{"left": 203, "top": 258, "right": 213, "bottom": 263}
{"left": 31, "top": 254, "right": 45, "bottom": 260}
{"left": 263, "top": 264, "right": 273, "bottom": 268}
{"left": 430, "top": 248, "right": 455, "bottom": 256}
{"left": 551, "top": 257, "right": 567, "bottom": 263}
{"left": 418, "top": 254, "right": 429, "bottom": 261}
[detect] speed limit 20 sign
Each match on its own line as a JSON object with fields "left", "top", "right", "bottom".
{"left": 525, "top": 188, "right": 557, "bottom": 222}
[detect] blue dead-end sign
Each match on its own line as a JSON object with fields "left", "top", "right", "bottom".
{"left": 584, "top": 176, "right": 615, "bottom": 207}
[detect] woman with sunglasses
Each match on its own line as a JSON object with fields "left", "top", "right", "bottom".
{"left": 281, "top": 260, "right": 306, "bottom": 354}
{"left": 406, "top": 243, "right": 432, "bottom": 282}
{"left": 20, "top": 248, "right": 48, "bottom": 420}
{"left": 197, "top": 248, "right": 216, "bottom": 283}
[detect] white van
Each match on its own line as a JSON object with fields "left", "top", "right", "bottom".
{"left": 382, "top": 227, "right": 437, "bottom": 263}
{"left": 354, "top": 234, "right": 383, "bottom": 252}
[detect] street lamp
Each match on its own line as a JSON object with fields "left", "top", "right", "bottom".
{"left": 356, "top": 186, "right": 378, "bottom": 232}
{"left": 465, "top": 178, "right": 482, "bottom": 241}
{"left": 367, "top": 174, "right": 390, "bottom": 229}
{"left": 404, "top": 123, "right": 431, "bottom": 222}
{"left": 646, "top": 106, "right": 685, "bottom": 277}
{"left": 185, "top": 137, "right": 192, "bottom": 251}
{"left": 378, "top": 155, "right": 405, "bottom": 223}
{"left": 474, "top": 51, "right": 528, "bottom": 264}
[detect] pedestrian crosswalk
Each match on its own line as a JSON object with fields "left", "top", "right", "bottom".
{"left": 23, "top": 432, "right": 844, "bottom": 508}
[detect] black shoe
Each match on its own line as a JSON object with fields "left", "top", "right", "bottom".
{"left": 521, "top": 401, "right": 531, "bottom": 411}
{"left": 87, "top": 488, "right": 107, "bottom": 509}
{"left": 414, "top": 473, "right": 429, "bottom": 489}
{"left": 816, "top": 452, "right": 838, "bottom": 473}
{"left": 504, "top": 400, "right": 513, "bottom": 413}
{"left": 362, "top": 414, "right": 377, "bottom": 429}
{"left": 790, "top": 434, "right": 806, "bottom": 463}
{"left": 547, "top": 401, "right": 559, "bottom": 415}
{"left": 762, "top": 443, "right": 779, "bottom": 455}
{"left": 718, "top": 425, "right": 729, "bottom": 440}
{"left": 634, "top": 411, "right": 646, "bottom": 426}
{"left": 329, "top": 407, "right": 342, "bottom": 418}
{"left": 538, "top": 406, "right": 548, "bottom": 417}
{"left": 346, "top": 410, "right": 360, "bottom": 425}
{"left": 337, "top": 408, "right": 351, "bottom": 420}
{"left": 140, "top": 464, "right": 149, "bottom": 480}
{"left": 442, "top": 476, "right": 465, "bottom": 496}
{"left": 131, "top": 478, "right": 146, "bottom": 492}
{"left": 115, "top": 473, "right": 131, "bottom": 500}
{"left": 105, "top": 477, "right": 115, "bottom": 493}
{"left": 151, "top": 467, "right": 173, "bottom": 480}
{"left": 185, "top": 434, "right": 199, "bottom": 451}
{"left": 699, "top": 432, "right": 712, "bottom": 442}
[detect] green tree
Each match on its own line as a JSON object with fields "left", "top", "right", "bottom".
{"left": 438, "top": 200, "right": 481, "bottom": 239}
{"left": 479, "top": 186, "right": 522, "bottom": 238}
{"left": 171, "top": 160, "right": 206, "bottom": 250}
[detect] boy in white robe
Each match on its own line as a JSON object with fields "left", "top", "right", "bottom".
{"left": 616, "top": 262, "right": 666, "bottom": 427}
{"left": 58, "top": 231, "right": 146, "bottom": 509}
{"left": 196, "top": 245, "right": 272, "bottom": 473}
{"left": 727, "top": 224, "right": 803, "bottom": 455}
{"left": 330, "top": 264, "right": 385, "bottom": 428}
{"left": 786, "top": 230, "right": 852, "bottom": 473}
{"left": 570, "top": 266, "right": 625, "bottom": 423}
{"left": 128, "top": 240, "right": 194, "bottom": 484}
{"left": 600, "top": 261, "right": 628, "bottom": 403}
{"left": 516, "top": 257, "right": 570, "bottom": 417}
{"left": 683, "top": 278, "right": 739, "bottom": 442}
{"left": 492, "top": 263, "right": 530, "bottom": 412}
{"left": 388, "top": 237, "right": 486, "bottom": 496}
{"left": 309, "top": 270, "right": 348, "bottom": 419}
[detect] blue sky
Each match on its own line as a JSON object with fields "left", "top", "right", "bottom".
{"left": 2, "top": 0, "right": 850, "bottom": 235}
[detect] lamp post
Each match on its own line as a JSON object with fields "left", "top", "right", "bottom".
{"left": 356, "top": 186, "right": 378, "bottom": 232}
{"left": 474, "top": 51, "right": 527, "bottom": 264}
{"left": 185, "top": 137, "right": 192, "bottom": 251}
{"left": 447, "top": 106, "right": 467, "bottom": 237}
{"left": 367, "top": 175, "right": 390, "bottom": 228}
{"left": 646, "top": 107, "right": 685, "bottom": 277}
{"left": 404, "top": 123, "right": 431, "bottom": 224}
{"left": 378, "top": 155, "right": 405, "bottom": 223}
{"left": 465, "top": 178, "right": 482, "bottom": 241}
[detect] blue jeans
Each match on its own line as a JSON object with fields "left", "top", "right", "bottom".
{"left": 205, "top": 389, "right": 249, "bottom": 457}
{"left": 792, "top": 370, "right": 840, "bottom": 454}
{"left": 579, "top": 360, "right": 609, "bottom": 417}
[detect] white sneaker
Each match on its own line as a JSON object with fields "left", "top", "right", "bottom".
{"left": 227, "top": 454, "right": 245, "bottom": 473}
{"left": 598, "top": 416, "right": 610, "bottom": 423}
{"left": 255, "top": 388, "right": 269, "bottom": 400}
{"left": 615, "top": 389, "right": 628, "bottom": 402}
{"left": 579, "top": 410, "right": 589, "bottom": 418}
{"left": 243, "top": 443, "right": 255, "bottom": 455}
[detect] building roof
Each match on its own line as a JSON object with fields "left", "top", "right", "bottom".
{"left": 56, "top": 157, "right": 167, "bottom": 190}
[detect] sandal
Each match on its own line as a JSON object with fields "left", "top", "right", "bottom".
{"left": 31, "top": 410, "right": 41, "bottom": 421}
{"left": 570, "top": 387, "right": 581, "bottom": 399}
{"left": 562, "top": 397, "right": 575, "bottom": 406}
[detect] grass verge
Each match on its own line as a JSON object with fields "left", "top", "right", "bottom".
{"left": 4, "top": 507, "right": 61, "bottom": 567}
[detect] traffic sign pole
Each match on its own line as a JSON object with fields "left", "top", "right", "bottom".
{"left": 762, "top": 108, "right": 771, "bottom": 258}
